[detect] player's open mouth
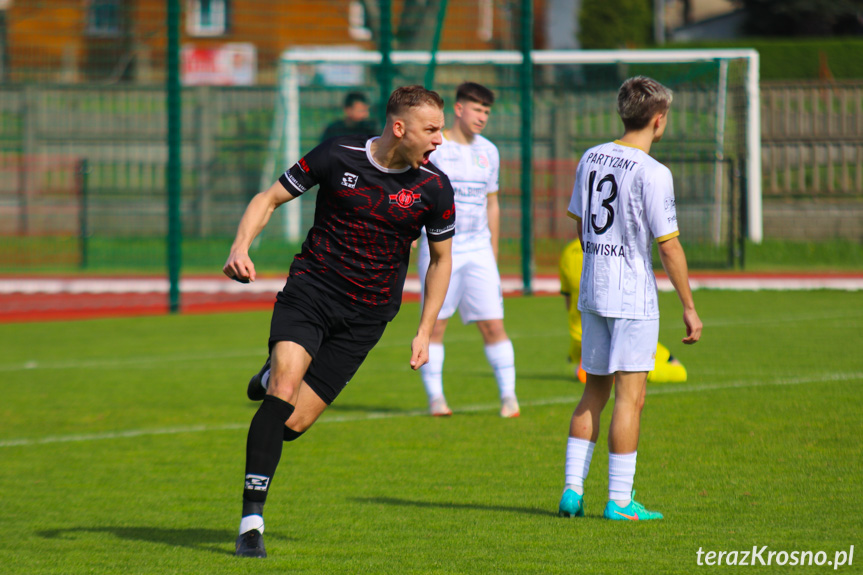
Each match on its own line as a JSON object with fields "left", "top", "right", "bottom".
{"left": 422, "top": 150, "right": 433, "bottom": 164}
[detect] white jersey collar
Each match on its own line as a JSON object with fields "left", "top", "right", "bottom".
{"left": 365, "top": 137, "right": 411, "bottom": 174}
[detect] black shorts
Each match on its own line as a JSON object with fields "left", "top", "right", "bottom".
{"left": 268, "top": 278, "right": 388, "bottom": 404}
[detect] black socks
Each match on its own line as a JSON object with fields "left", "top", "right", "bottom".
{"left": 242, "top": 395, "right": 295, "bottom": 515}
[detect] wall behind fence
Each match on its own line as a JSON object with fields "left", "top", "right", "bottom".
{"left": 760, "top": 81, "right": 863, "bottom": 241}
{"left": 0, "top": 2, "right": 859, "bottom": 281}
{"left": 0, "top": 0, "right": 537, "bottom": 277}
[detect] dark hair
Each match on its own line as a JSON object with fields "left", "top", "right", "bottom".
{"left": 617, "top": 76, "right": 673, "bottom": 131}
{"left": 344, "top": 92, "right": 369, "bottom": 108}
{"left": 455, "top": 81, "right": 494, "bottom": 106}
{"left": 385, "top": 85, "right": 445, "bottom": 118}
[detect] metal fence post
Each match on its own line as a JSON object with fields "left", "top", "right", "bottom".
{"left": 196, "top": 85, "right": 214, "bottom": 238}
{"left": 738, "top": 158, "right": 747, "bottom": 269}
{"left": 78, "top": 159, "right": 89, "bottom": 269}
{"left": 424, "top": 0, "right": 449, "bottom": 90}
{"left": 520, "top": 0, "right": 534, "bottom": 294}
{"left": 377, "top": 0, "right": 393, "bottom": 122}
{"left": 19, "top": 86, "right": 36, "bottom": 236}
{"left": 166, "top": 0, "right": 182, "bottom": 312}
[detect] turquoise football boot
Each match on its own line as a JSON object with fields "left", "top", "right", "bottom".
{"left": 603, "top": 491, "right": 663, "bottom": 521}
{"left": 558, "top": 488, "right": 585, "bottom": 518}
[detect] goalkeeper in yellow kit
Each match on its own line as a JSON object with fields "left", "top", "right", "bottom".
{"left": 559, "top": 239, "right": 687, "bottom": 384}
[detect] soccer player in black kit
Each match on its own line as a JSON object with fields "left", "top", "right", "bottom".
{"left": 223, "top": 86, "right": 455, "bottom": 558}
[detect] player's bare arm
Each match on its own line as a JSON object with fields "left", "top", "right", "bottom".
{"left": 657, "top": 236, "right": 702, "bottom": 344}
{"left": 487, "top": 192, "right": 501, "bottom": 261}
{"left": 411, "top": 237, "right": 453, "bottom": 369}
{"left": 223, "top": 181, "right": 296, "bottom": 282}
{"left": 574, "top": 215, "right": 585, "bottom": 251}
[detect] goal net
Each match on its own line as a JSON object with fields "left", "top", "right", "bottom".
{"left": 263, "top": 49, "right": 760, "bottom": 276}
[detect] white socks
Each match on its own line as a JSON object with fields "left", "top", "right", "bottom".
{"left": 564, "top": 443, "right": 637, "bottom": 506}
{"left": 608, "top": 451, "right": 637, "bottom": 506}
{"left": 420, "top": 340, "right": 516, "bottom": 402}
{"left": 239, "top": 514, "right": 265, "bottom": 535}
{"left": 419, "top": 343, "right": 445, "bottom": 400}
{"left": 484, "top": 340, "right": 516, "bottom": 399}
{"left": 564, "top": 437, "right": 595, "bottom": 495}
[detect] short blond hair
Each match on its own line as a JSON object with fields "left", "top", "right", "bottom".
{"left": 617, "top": 76, "right": 673, "bottom": 131}
{"left": 386, "top": 85, "right": 445, "bottom": 119}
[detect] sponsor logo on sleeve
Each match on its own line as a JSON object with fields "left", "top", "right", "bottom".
{"left": 664, "top": 197, "right": 676, "bottom": 212}
{"left": 286, "top": 172, "right": 307, "bottom": 193}
{"left": 428, "top": 222, "right": 456, "bottom": 236}
{"left": 297, "top": 157, "right": 310, "bottom": 173}
{"left": 341, "top": 172, "right": 359, "bottom": 188}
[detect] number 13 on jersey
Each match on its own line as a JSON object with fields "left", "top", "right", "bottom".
{"left": 585, "top": 170, "right": 618, "bottom": 236}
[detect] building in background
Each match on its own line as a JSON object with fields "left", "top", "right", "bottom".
{"left": 0, "top": 0, "right": 543, "bottom": 84}
{"left": 664, "top": 0, "right": 743, "bottom": 42}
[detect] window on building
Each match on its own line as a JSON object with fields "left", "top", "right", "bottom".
{"left": 348, "top": 0, "right": 372, "bottom": 41}
{"left": 478, "top": 0, "right": 493, "bottom": 42}
{"left": 187, "top": 0, "right": 229, "bottom": 37}
{"left": 86, "top": 0, "right": 122, "bottom": 37}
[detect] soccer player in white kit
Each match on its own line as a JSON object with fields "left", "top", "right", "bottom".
{"left": 558, "top": 77, "right": 702, "bottom": 521}
{"left": 417, "top": 82, "right": 520, "bottom": 418}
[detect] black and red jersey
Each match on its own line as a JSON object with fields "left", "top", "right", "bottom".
{"left": 278, "top": 134, "right": 456, "bottom": 321}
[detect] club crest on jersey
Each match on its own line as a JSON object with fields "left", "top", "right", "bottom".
{"left": 341, "top": 172, "right": 359, "bottom": 188}
{"left": 389, "top": 189, "right": 422, "bottom": 208}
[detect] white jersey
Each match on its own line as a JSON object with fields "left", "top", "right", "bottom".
{"left": 567, "top": 140, "right": 680, "bottom": 320}
{"left": 426, "top": 132, "right": 499, "bottom": 253}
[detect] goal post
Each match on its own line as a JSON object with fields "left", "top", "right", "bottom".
{"left": 263, "top": 48, "right": 760, "bottom": 273}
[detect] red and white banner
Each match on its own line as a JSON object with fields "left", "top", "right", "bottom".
{"left": 181, "top": 43, "right": 256, "bottom": 86}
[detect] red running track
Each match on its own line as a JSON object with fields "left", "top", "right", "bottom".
{"left": 1, "top": 273, "right": 861, "bottom": 323}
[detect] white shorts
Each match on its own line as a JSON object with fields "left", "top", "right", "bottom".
{"left": 418, "top": 241, "right": 503, "bottom": 324}
{"left": 580, "top": 310, "right": 659, "bottom": 375}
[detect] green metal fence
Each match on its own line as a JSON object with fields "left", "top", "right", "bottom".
{"left": 1, "top": 1, "right": 755, "bottom": 314}
{"left": 0, "top": 0, "right": 535, "bottom": 305}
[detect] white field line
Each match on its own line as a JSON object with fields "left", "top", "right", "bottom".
{"left": 1, "top": 371, "right": 859, "bottom": 449}
{"left": 3, "top": 303, "right": 861, "bottom": 373}
{"left": 0, "top": 348, "right": 264, "bottom": 372}
{"left": 2, "top": 276, "right": 863, "bottom": 296}
{"left": 6, "top": 310, "right": 863, "bottom": 373}
{"left": 2, "top": 305, "right": 861, "bottom": 373}
{"left": 0, "top": 332, "right": 511, "bottom": 373}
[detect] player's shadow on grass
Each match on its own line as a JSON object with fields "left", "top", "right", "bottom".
{"left": 517, "top": 371, "right": 580, "bottom": 384}
{"left": 247, "top": 402, "right": 423, "bottom": 415}
{"left": 437, "top": 370, "right": 576, "bottom": 385}
{"left": 326, "top": 403, "right": 424, "bottom": 414}
{"left": 353, "top": 496, "right": 555, "bottom": 517}
{"left": 37, "top": 527, "right": 291, "bottom": 556}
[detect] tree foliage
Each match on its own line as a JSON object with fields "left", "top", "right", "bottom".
{"left": 579, "top": 0, "right": 653, "bottom": 49}
{"left": 736, "top": 0, "right": 863, "bottom": 36}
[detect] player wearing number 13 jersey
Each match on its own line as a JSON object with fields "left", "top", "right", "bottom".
{"left": 559, "top": 77, "right": 702, "bottom": 523}
{"left": 569, "top": 136, "right": 678, "bottom": 320}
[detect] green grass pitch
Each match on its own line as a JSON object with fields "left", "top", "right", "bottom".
{"left": 1, "top": 290, "right": 861, "bottom": 574}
